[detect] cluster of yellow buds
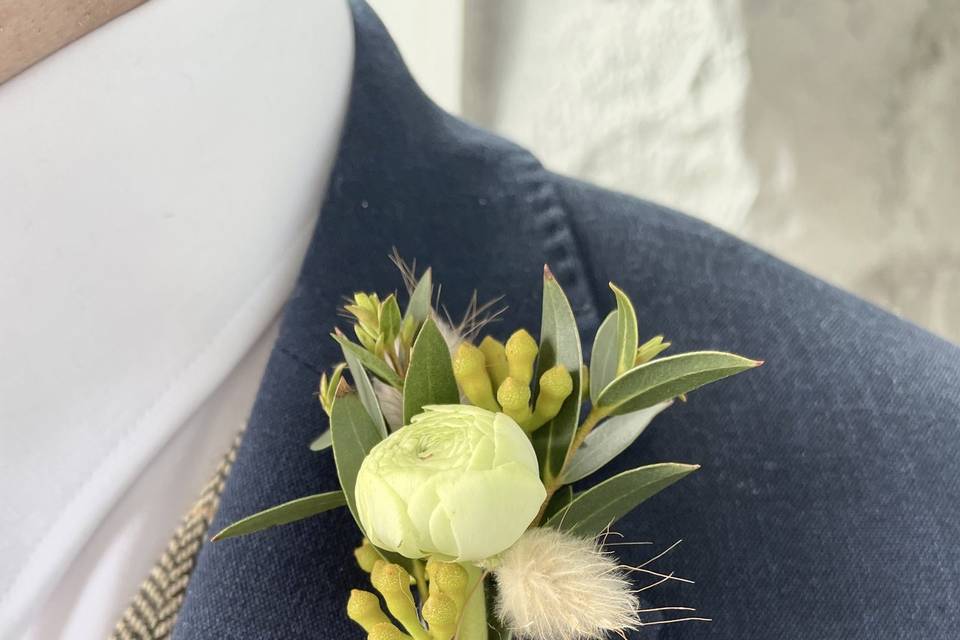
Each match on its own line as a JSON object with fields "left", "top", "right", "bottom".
{"left": 345, "top": 292, "right": 403, "bottom": 358}
{"left": 452, "top": 329, "right": 573, "bottom": 433}
{"left": 347, "top": 540, "right": 470, "bottom": 640}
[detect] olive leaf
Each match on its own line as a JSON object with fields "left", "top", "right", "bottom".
{"left": 597, "top": 351, "right": 761, "bottom": 415}
{"left": 331, "top": 392, "right": 383, "bottom": 531}
{"left": 404, "top": 267, "right": 433, "bottom": 325}
{"left": 309, "top": 430, "right": 332, "bottom": 451}
{"left": 341, "top": 341, "right": 388, "bottom": 439}
{"left": 589, "top": 311, "right": 619, "bottom": 403}
{"left": 332, "top": 331, "right": 404, "bottom": 389}
{"left": 562, "top": 401, "right": 672, "bottom": 483}
{"left": 211, "top": 491, "right": 346, "bottom": 541}
{"left": 610, "top": 284, "right": 638, "bottom": 376}
{"left": 545, "top": 463, "right": 699, "bottom": 537}
{"left": 531, "top": 266, "right": 583, "bottom": 482}
{"left": 403, "top": 316, "right": 459, "bottom": 424}
{"left": 329, "top": 392, "right": 414, "bottom": 573}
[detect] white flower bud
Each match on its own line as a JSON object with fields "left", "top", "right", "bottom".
{"left": 355, "top": 405, "right": 545, "bottom": 562}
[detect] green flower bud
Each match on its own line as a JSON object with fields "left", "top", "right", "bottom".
{"left": 367, "top": 622, "right": 414, "bottom": 640}
{"left": 355, "top": 405, "right": 545, "bottom": 562}
{"left": 354, "top": 538, "right": 380, "bottom": 573}
{"left": 496, "top": 377, "right": 532, "bottom": 425}
{"left": 478, "top": 336, "right": 509, "bottom": 388}
{"left": 347, "top": 589, "right": 390, "bottom": 632}
{"left": 505, "top": 329, "right": 538, "bottom": 385}
{"left": 635, "top": 335, "right": 671, "bottom": 366}
{"left": 524, "top": 365, "right": 573, "bottom": 433}
{"left": 422, "top": 592, "right": 459, "bottom": 640}
{"left": 452, "top": 343, "right": 499, "bottom": 411}
{"left": 370, "top": 562, "right": 429, "bottom": 640}
{"left": 355, "top": 324, "right": 379, "bottom": 353}
{"left": 318, "top": 362, "right": 347, "bottom": 416}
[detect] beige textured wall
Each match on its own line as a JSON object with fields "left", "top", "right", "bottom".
{"left": 380, "top": 0, "right": 960, "bottom": 344}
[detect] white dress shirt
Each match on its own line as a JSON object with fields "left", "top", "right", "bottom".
{"left": 0, "top": 1, "right": 353, "bottom": 636}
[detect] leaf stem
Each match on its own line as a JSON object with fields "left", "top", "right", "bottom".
{"left": 532, "top": 405, "right": 611, "bottom": 525}
{"left": 412, "top": 559, "right": 428, "bottom": 604}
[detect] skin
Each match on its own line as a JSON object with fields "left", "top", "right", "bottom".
{"left": 0, "top": 0, "right": 147, "bottom": 84}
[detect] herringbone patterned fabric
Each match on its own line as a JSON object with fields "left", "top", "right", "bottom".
{"left": 109, "top": 432, "right": 241, "bottom": 640}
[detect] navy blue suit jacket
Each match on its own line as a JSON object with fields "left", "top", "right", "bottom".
{"left": 173, "top": 3, "right": 960, "bottom": 638}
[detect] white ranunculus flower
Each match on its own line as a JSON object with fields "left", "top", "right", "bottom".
{"left": 355, "top": 404, "right": 546, "bottom": 562}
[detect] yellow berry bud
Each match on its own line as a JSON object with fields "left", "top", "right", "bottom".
{"left": 422, "top": 592, "right": 459, "bottom": 640}
{"left": 496, "top": 377, "right": 532, "bottom": 425}
{"left": 347, "top": 589, "right": 390, "bottom": 632}
{"left": 367, "top": 622, "right": 414, "bottom": 640}
{"left": 505, "top": 329, "right": 538, "bottom": 385}
{"left": 452, "top": 343, "right": 499, "bottom": 411}
{"left": 524, "top": 365, "right": 573, "bottom": 433}
{"left": 478, "top": 336, "right": 509, "bottom": 389}
{"left": 371, "top": 563, "right": 429, "bottom": 640}
{"left": 426, "top": 560, "right": 468, "bottom": 610}
{"left": 354, "top": 539, "right": 380, "bottom": 573}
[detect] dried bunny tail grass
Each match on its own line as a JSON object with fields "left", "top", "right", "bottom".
{"left": 493, "top": 528, "right": 640, "bottom": 640}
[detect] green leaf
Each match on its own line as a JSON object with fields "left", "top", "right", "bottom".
{"left": 404, "top": 267, "right": 433, "bottom": 326}
{"left": 403, "top": 316, "right": 459, "bottom": 424}
{"left": 597, "top": 351, "right": 761, "bottom": 414}
{"left": 542, "top": 485, "right": 574, "bottom": 521}
{"left": 341, "top": 342, "right": 388, "bottom": 439}
{"left": 563, "top": 401, "right": 671, "bottom": 483}
{"left": 332, "top": 332, "right": 403, "bottom": 389}
{"left": 331, "top": 392, "right": 384, "bottom": 530}
{"left": 531, "top": 266, "right": 583, "bottom": 481}
{"left": 309, "top": 429, "right": 332, "bottom": 451}
{"left": 610, "top": 283, "right": 638, "bottom": 377}
{"left": 589, "top": 311, "right": 619, "bottom": 403}
{"left": 211, "top": 491, "right": 346, "bottom": 541}
{"left": 379, "top": 293, "right": 402, "bottom": 345}
{"left": 545, "top": 463, "right": 699, "bottom": 537}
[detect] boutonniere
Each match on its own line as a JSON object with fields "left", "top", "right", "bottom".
{"left": 213, "top": 256, "right": 761, "bottom": 640}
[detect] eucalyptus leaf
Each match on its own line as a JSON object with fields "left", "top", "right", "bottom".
{"left": 332, "top": 332, "right": 403, "bottom": 389}
{"left": 331, "top": 392, "right": 384, "bottom": 530}
{"left": 309, "top": 429, "right": 332, "bottom": 451}
{"left": 597, "top": 351, "right": 760, "bottom": 414}
{"left": 589, "top": 311, "right": 619, "bottom": 403}
{"left": 610, "top": 284, "right": 638, "bottom": 376}
{"left": 341, "top": 343, "right": 388, "bottom": 439}
{"left": 562, "top": 401, "right": 671, "bottom": 483}
{"left": 531, "top": 267, "right": 583, "bottom": 481}
{"left": 404, "top": 268, "right": 433, "bottom": 325}
{"left": 211, "top": 491, "right": 346, "bottom": 541}
{"left": 403, "top": 317, "right": 459, "bottom": 424}
{"left": 545, "top": 463, "right": 699, "bottom": 537}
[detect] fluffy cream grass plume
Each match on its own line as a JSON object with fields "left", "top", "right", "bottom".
{"left": 493, "top": 527, "right": 640, "bottom": 640}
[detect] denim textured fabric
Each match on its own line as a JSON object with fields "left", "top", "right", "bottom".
{"left": 173, "top": 2, "right": 960, "bottom": 638}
